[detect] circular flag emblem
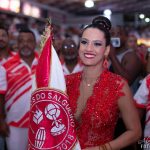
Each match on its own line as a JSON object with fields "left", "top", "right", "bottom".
{"left": 28, "top": 88, "right": 77, "bottom": 150}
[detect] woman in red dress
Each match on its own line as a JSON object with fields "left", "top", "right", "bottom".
{"left": 66, "top": 16, "right": 141, "bottom": 150}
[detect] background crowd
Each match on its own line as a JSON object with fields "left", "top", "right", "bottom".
{"left": 0, "top": 12, "right": 150, "bottom": 150}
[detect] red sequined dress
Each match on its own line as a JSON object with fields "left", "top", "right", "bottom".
{"left": 66, "top": 70, "right": 125, "bottom": 149}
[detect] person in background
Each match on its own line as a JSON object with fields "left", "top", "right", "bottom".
{"left": 52, "top": 24, "right": 63, "bottom": 58}
{"left": 66, "top": 16, "right": 141, "bottom": 150}
{"left": 126, "top": 34, "right": 147, "bottom": 82}
{"left": 138, "top": 43, "right": 148, "bottom": 68}
{"left": 146, "top": 48, "right": 150, "bottom": 75}
{"left": 53, "top": 36, "right": 63, "bottom": 59}
{"left": 126, "top": 34, "right": 138, "bottom": 51}
{"left": 109, "top": 26, "right": 143, "bottom": 94}
{"left": 9, "top": 40, "right": 19, "bottom": 53}
{"left": 0, "top": 29, "right": 38, "bottom": 150}
{"left": 61, "top": 38, "right": 83, "bottom": 75}
{"left": 126, "top": 34, "right": 147, "bottom": 75}
{"left": 0, "top": 74, "right": 7, "bottom": 150}
{"left": 109, "top": 25, "right": 143, "bottom": 150}
{"left": 0, "top": 26, "right": 16, "bottom": 65}
{"left": 0, "top": 26, "right": 17, "bottom": 150}
{"left": 134, "top": 74, "right": 150, "bottom": 150}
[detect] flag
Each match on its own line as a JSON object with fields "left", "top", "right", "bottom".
{"left": 28, "top": 20, "right": 81, "bottom": 150}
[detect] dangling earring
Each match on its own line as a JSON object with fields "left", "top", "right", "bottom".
{"left": 103, "top": 58, "right": 109, "bottom": 69}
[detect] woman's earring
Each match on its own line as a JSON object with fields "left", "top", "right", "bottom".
{"left": 103, "top": 58, "right": 109, "bottom": 69}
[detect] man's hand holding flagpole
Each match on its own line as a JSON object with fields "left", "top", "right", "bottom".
{"left": 28, "top": 19, "right": 81, "bottom": 150}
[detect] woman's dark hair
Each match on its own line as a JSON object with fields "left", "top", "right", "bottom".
{"left": 81, "top": 16, "right": 111, "bottom": 46}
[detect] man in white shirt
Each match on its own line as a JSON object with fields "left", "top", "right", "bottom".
{"left": 61, "top": 38, "right": 83, "bottom": 75}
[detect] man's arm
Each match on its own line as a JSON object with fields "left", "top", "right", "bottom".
{"left": 0, "top": 94, "right": 9, "bottom": 137}
{"left": 0, "top": 66, "right": 9, "bottom": 137}
{"left": 109, "top": 47, "right": 142, "bottom": 85}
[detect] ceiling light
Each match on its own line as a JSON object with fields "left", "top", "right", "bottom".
{"left": 139, "top": 14, "right": 145, "bottom": 19}
{"left": 85, "top": 0, "right": 94, "bottom": 8}
{"left": 145, "top": 18, "right": 150, "bottom": 23}
{"left": 104, "top": 9, "right": 112, "bottom": 16}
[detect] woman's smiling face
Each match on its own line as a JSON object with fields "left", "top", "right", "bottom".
{"left": 79, "top": 27, "right": 109, "bottom": 66}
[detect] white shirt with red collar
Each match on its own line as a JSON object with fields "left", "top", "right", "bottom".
{"left": 0, "top": 52, "right": 38, "bottom": 128}
{"left": 134, "top": 75, "right": 150, "bottom": 138}
{"left": 62, "top": 62, "right": 83, "bottom": 75}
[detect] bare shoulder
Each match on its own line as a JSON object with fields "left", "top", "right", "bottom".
{"left": 120, "top": 78, "right": 131, "bottom": 90}
{"left": 117, "top": 79, "right": 135, "bottom": 110}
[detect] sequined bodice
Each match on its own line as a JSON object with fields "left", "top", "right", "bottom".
{"left": 66, "top": 70, "right": 125, "bottom": 148}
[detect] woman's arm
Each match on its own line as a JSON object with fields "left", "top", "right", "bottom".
{"left": 108, "top": 80, "right": 142, "bottom": 150}
{"left": 137, "top": 107, "right": 145, "bottom": 119}
{"left": 82, "top": 80, "right": 141, "bottom": 150}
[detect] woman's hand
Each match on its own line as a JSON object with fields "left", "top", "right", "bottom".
{"left": 82, "top": 143, "right": 112, "bottom": 150}
{"left": 82, "top": 144, "right": 111, "bottom": 150}
{"left": 82, "top": 146, "right": 99, "bottom": 150}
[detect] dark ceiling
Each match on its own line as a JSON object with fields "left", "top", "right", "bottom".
{"left": 35, "top": 0, "right": 150, "bottom": 16}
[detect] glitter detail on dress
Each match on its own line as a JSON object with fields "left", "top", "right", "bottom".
{"left": 66, "top": 70, "right": 125, "bottom": 149}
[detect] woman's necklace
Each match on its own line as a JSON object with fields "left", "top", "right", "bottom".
{"left": 82, "top": 75, "right": 99, "bottom": 87}
{"left": 75, "top": 79, "right": 94, "bottom": 122}
{"left": 75, "top": 75, "right": 99, "bottom": 122}
{"left": 85, "top": 82, "right": 92, "bottom": 87}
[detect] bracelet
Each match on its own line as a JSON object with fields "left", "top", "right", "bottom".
{"left": 107, "top": 142, "right": 112, "bottom": 150}
{"left": 101, "top": 144, "right": 107, "bottom": 150}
